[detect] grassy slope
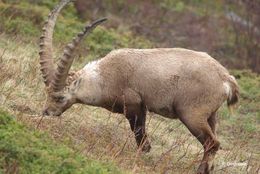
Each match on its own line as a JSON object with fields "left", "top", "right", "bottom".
{"left": 0, "top": 32, "right": 259, "bottom": 174}
{"left": 0, "top": 1, "right": 259, "bottom": 174}
{"left": 0, "top": 109, "right": 122, "bottom": 174}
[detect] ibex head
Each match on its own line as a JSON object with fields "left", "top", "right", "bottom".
{"left": 39, "top": 0, "right": 106, "bottom": 116}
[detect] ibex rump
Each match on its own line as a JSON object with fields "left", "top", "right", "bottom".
{"left": 39, "top": 1, "right": 239, "bottom": 174}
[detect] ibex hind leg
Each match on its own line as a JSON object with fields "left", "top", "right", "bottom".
{"left": 208, "top": 112, "right": 218, "bottom": 136}
{"left": 207, "top": 112, "right": 219, "bottom": 171}
{"left": 179, "top": 113, "right": 220, "bottom": 174}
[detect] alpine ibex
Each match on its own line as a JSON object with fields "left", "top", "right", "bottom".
{"left": 39, "top": 0, "right": 239, "bottom": 173}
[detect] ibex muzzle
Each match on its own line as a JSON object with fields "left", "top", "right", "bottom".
{"left": 42, "top": 91, "right": 74, "bottom": 116}
{"left": 39, "top": 1, "right": 239, "bottom": 174}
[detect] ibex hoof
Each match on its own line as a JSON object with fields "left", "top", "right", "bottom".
{"left": 139, "top": 142, "right": 151, "bottom": 153}
{"left": 197, "top": 163, "right": 210, "bottom": 174}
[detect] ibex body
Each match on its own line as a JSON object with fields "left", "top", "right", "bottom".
{"left": 40, "top": 1, "right": 239, "bottom": 174}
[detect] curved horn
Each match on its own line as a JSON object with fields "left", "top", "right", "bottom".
{"left": 39, "top": 0, "right": 72, "bottom": 86}
{"left": 52, "top": 18, "right": 107, "bottom": 91}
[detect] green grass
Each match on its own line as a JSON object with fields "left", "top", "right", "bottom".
{"left": 0, "top": 0, "right": 152, "bottom": 62}
{"left": 0, "top": 109, "right": 122, "bottom": 174}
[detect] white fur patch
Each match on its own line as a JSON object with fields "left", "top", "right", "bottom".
{"left": 79, "top": 60, "right": 103, "bottom": 104}
{"left": 83, "top": 60, "right": 100, "bottom": 72}
{"left": 83, "top": 60, "right": 100, "bottom": 79}
{"left": 223, "top": 82, "right": 231, "bottom": 99}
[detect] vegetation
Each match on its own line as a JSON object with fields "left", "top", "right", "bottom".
{"left": 0, "top": 0, "right": 259, "bottom": 174}
{"left": 74, "top": 0, "right": 260, "bottom": 72}
{"left": 0, "top": 0, "right": 152, "bottom": 61}
{"left": 0, "top": 109, "right": 122, "bottom": 174}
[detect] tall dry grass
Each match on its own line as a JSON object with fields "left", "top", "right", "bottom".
{"left": 0, "top": 34, "right": 259, "bottom": 174}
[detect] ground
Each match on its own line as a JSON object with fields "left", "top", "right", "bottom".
{"left": 0, "top": 34, "right": 259, "bottom": 174}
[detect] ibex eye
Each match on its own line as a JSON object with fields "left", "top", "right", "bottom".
{"left": 54, "top": 96, "right": 65, "bottom": 103}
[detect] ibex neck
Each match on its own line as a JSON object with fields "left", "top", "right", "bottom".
{"left": 72, "top": 60, "right": 103, "bottom": 106}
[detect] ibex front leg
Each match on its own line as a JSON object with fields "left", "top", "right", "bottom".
{"left": 123, "top": 89, "right": 151, "bottom": 152}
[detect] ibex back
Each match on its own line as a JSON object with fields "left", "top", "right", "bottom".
{"left": 39, "top": 1, "right": 239, "bottom": 174}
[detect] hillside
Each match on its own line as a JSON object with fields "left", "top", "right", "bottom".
{"left": 0, "top": 109, "right": 122, "bottom": 174}
{"left": 73, "top": 0, "right": 260, "bottom": 73}
{"left": 0, "top": 0, "right": 259, "bottom": 174}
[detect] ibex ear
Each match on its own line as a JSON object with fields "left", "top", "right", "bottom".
{"left": 66, "top": 71, "right": 77, "bottom": 86}
{"left": 65, "top": 78, "right": 82, "bottom": 94}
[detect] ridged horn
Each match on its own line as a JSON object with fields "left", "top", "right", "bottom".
{"left": 39, "top": 0, "right": 72, "bottom": 86}
{"left": 52, "top": 18, "right": 107, "bottom": 91}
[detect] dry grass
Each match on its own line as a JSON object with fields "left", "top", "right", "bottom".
{"left": 0, "top": 34, "right": 259, "bottom": 174}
